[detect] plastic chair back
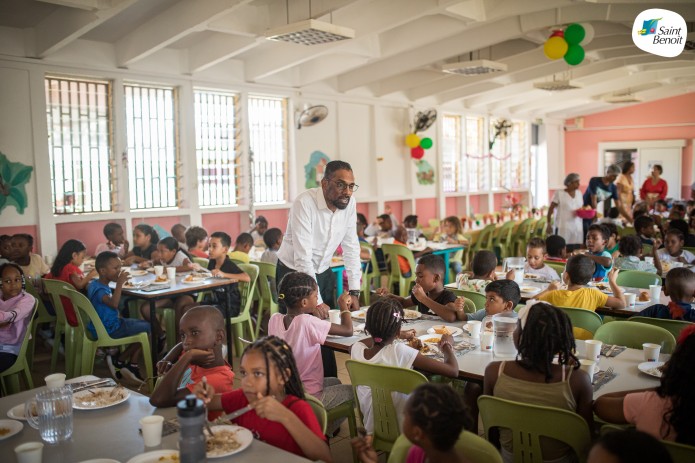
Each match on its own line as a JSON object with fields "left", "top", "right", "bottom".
{"left": 544, "top": 261, "right": 566, "bottom": 276}
{"left": 24, "top": 279, "right": 55, "bottom": 365}
{"left": 346, "top": 360, "right": 428, "bottom": 454}
{"left": 250, "top": 261, "right": 278, "bottom": 338}
{"left": 230, "top": 264, "right": 259, "bottom": 354}
{"left": 42, "top": 279, "right": 83, "bottom": 377}
{"left": 381, "top": 244, "right": 416, "bottom": 297}
{"left": 558, "top": 306, "right": 603, "bottom": 340}
{"left": 534, "top": 217, "right": 547, "bottom": 239}
{"left": 492, "top": 220, "right": 516, "bottom": 260}
{"left": 304, "top": 394, "right": 328, "bottom": 434}
{"left": 452, "top": 289, "right": 486, "bottom": 311}
{"left": 594, "top": 321, "right": 676, "bottom": 354}
{"left": 388, "top": 431, "right": 503, "bottom": 463}
{"left": 360, "top": 241, "right": 380, "bottom": 305}
{"left": 628, "top": 316, "right": 693, "bottom": 341}
{"left": 616, "top": 270, "right": 660, "bottom": 289}
{"left": 191, "top": 257, "right": 209, "bottom": 267}
{"left": 513, "top": 218, "right": 536, "bottom": 256}
{"left": 478, "top": 395, "right": 591, "bottom": 463}
{"left": 683, "top": 247, "right": 695, "bottom": 255}
{"left": 663, "top": 440, "right": 695, "bottom": 463}
{"left": 0, "top": 300, "right": 37, "bottom": 395}
{"left": 618, "top": 227, "right": 636, "bottom": 237}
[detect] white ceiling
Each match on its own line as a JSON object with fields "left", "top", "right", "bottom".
{"left": 1, "top": 0, "right": 694, "bottom": 119}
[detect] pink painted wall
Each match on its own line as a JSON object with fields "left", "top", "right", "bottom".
{"left": 384, "top": 201, "right": 403, "bottom": 224}
{"left": 201, "top": 212, "right": 242, "bottom": 239}
{"left": 468, "top": 195, "right": 483, "bottom": 215}
{"left": 56, "top": 219, "right": 126, "bottom": 256}
{"left": 565, "top": 92, "right": 695, "bottom": 198}
{"left": 0, "top": 225, "right": 40, "bottom": 254}
{"left": 445, "top": 197, "right": 457, "bottom": 217}
{"left": 257, "top": 209, "right": 289, "bottom": 232}
{"left": 415, "top": 198, "right": 437, "bottom": 224}
{"left": 355, "top": 203, "right": 370, "bottom": 218}
{"left": 131, "top": 216, "right": 186, "bottom": 233}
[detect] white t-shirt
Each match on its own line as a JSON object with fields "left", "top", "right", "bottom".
{"left": 657, "top": 249, "right": 695, "bottom": 265}
{"left": 350, "top": 341, "right": 418, "bottom": 434}
{"left": 165, "top": 250, "right": 189, "bottom": 268}
{"left": 524, "top": 262, "right": 560, "bottom": 281}
{"left": 551, "top": 190, "right": 584, "bottom": 245}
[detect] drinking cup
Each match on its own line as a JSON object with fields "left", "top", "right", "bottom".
{"left": 328, "top": 309, "right": 341, "bottom": 324}
{"left": 25, "top": 386, "right": 73, "bottom": 444}
{"left": 480, "top": 331, "right": 494, "bottom": 352}
{"left": 466, "top": 320, "right": 482, "bottom": 338}
{"left": 625, "top": 293, "right": 636, "bottom": 308}
{"left": 44, "top": 373, "right": 66, "bottom": 389}
{"left": 15, "top": 442, "right": 44, "bottom": 463}
{"left": 649, "top": 285, "right": 662, "bottom": 303}
{"left": 643, "top": 343, "right": 661, "bottom": 362}
{"left": 166, "top": 267, "right": 177, "bottom": 282}
{"left": 584, "top": 339, "right": 603, "bottom": 362}
{"left": 644, "top": 256, "right": 654, "bottom": 265}
{"left": 154, "top": 265, "right": 164, "bottom": 277}
{"left": 579, "top": 359, "right": 596, "bottom": 382}
{"left": 140, "top": 415, "right": 165, "bottom": 447}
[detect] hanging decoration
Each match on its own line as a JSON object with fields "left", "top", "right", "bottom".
{"left": 411, "top": 146, "right": 425, "bottom": 159}
{"left": 542, "top": 23, "right": 587, "bottom": 66}
{"left": 488, "top": 119, "right": 512, "bottom": 151}
{"left": 415, "top": 160, "right": 435, "bottom": 185}
{"left": 0, "top": 152, "right": 33, "bottom": 214}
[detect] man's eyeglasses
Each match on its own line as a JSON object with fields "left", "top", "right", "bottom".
{"left": 331, "top": 180, "right": 359, "bottom": 192}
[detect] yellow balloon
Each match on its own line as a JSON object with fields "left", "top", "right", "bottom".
{"left": 544, "top": 36, "right": 568, "bottom": 60}
{"left": 405, "top": 133, "right": 420, "bottom": 148}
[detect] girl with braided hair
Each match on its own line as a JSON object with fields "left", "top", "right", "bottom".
{"left": 483, "top": 302, "right": 593, "bottom": 463}
{"left": 193, "top": 335, "right": 331, "bottom": 462}
{"left": 351, "top": 298, "right": 458, "bottom": 435}
{"left": 268, "top": 271, "right": 354, "bottom": 434}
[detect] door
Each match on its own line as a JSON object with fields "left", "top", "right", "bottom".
{"left": 637, "top": 147, "right": 682, "bottom": 200}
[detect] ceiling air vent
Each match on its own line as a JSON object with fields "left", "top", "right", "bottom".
{"left": 441, "top": 59, "right": 508, "bottom": 76}
{"left": 603, "top": 93, "right": 642, "bottom": 104}
{"left": 266, "top": 19, "right": 354, "bottom": 45}
{"left": 534, "top": 79, "right": 582, "bottom": 91}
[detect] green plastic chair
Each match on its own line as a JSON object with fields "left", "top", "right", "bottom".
{"left": 492, "top": 220, "right": 516, "bottom": 260}
{"left": 594, "top": 321, "right": 676, "bottom": 354}
{"left": 557, "top": 306, "right": 603, "bottom": 340}
{"left": 617, "top": 226, "right": 636, "bottom": 237}
{"left": 534, "top": 217, "right": 548, "bottom": 239}
{"left": 469, "top": 224, "right": 497, "bottom": 257}
{"left": 42, "top": 279, "right": 83, "bottom": 378}
{"left": 250, "top": 261, "right": 278, "bottom": 339}
{"left": 478, "top": 395, "right": 591, "bottom": 463}
{"left": 191, "top": 256, "right": 209, "bottom": 267}
{"left": 388, "top": 431, "right": 503, "bottom": 463}
{"left": 512, "top": 218, "right": 536, "bottom": 257}
{"left": 360, "top": 241, "right": 380, "bottom": 305}
{"left": 346, "top": 360, "right": 428, "bottom": 455}
{"left": 65, "top": 287, "right": 154, "bottom": 390}
{"left": 683, "top": 246, "right": 695, "bottom": 255}
{"left": 0, "top": 301, "right": 37, "bottom": 395}
{"left": 616, "top": 270, "right": 660, "bottom": 289}
{"left": 230, "top": 263, "right": 259, "bottom": 356}
{"left": 304, "top": 394, "right": 328, "bottom": 434}
{"left": 381, "top": 244, "right": 416, "bottom": 297}
{"left": 628, "top": 316, "right": 693, "bottom": 341}
{"left": 24, "top": 279, "right": 56, "bottom": 366}
{"left": 448, "top": 293, "right": 477, "bottom": 314}
{"left": 544, "top": 261, "right": 566, "bottom": 277}
{"left": 452, "top": 289, "right": 486, "bottom": 311}
{"left": 641, "top": 244, "right": 653, "bottom": 257}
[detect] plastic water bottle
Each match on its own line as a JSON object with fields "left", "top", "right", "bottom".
{"left": 177, "top": 395, "right": 206, "bottom": 463}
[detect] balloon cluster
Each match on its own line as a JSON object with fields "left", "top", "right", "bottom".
{"left": 405, "top": 133, "right": 433, "bottom": 160}
{"left": 543, "top": 23, "right": 593, "bottom": 66}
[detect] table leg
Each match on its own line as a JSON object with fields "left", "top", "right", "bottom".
{"left": 441, "top": 251, "right": 452, "bottom": 284}
{"left": 149, "top": 300, "right": 158, "bottom": 367}
{"left": 224, "top": 283, "right": 234, "bottom": 364}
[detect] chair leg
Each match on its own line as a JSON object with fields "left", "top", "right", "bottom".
{"left": 65, "top": 328, "right": 75, "bottom": 379}
{"left": 23, "top": 361, "right": 33, "bottom": 390}
{"left": 139, "top": 338, "right": 154, "bottom": 392}
{"left": 254, "top": 305, "right": 266, "bottom": 339}
{"left": 50, "top": 324, "right": 64, "bottom": 373}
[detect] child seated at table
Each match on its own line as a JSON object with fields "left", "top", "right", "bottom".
{"left": 0, "top": 235, "right": 12, "bottom": 265}
{"left": 350, "top": 298, "right": 458, "bottom": 436}
{"left": 594, "top": 324, "right": 695, "bottom": 445}
{"left": 124, "top": 224, "right": 160, "bottom": 268}
{"left": 207, "top": 232, "right": 249, "bottom": 317}
{"left": 260, "top": 228, "right": 283, "bottom": 265}
{"left": 227, "top": 232, "right": 253, "bottom": 264}
{"left": 524, "top": 238, "right": 560, "bottom": 281}
{"left": 156, "top": 237, "right": 194, "bottom": 273}
{"left": 0, "top": 263, "right": 36, "bottom": 373}
{"left": 150, "top": 305, "right": 234, "bottom": 418}
{"left": 657, "top": 229, "right": 695, "bottom": 265}
{"left": 89, "top": 251, "right": 151, "bottom": 383}
{"left": 95, "top": 222, "right": 129, "bottom": 258}
{"left": 604, "top": 222, "right": 620, "bottom": 258}
{"left": 432, "top": 216, "right": 468, "bottom": 274}
{"left": 461, "top": 279, "right": 520, "bottom": 322}
{"left": 578, "top": 224, "right": 613, "bottom": 281}
{"left": 536, "top": 255, "right": 625, "bottom": 311}
{"left": 665, "top": 218, "right": 695, "bottom": 247}
{"left": 185, "top": 225, "right": 209, "bottom": 259}
{"left": 638, "top": 267, "right": 695, "bottom": 321}
{"left": 392, "top": 226, "right": 412, "bottom": 276}
{"left": 249, "top": 215, "right": 268, "bottom": 246}
{"left": 545, "top": 235, "right": 568, "bottom": 262}
{"left": 599, "top": 207, "right": 624, "bottom": 228}
{"left": 457, "top": 250, "right": 510, "bottom": 293}
{"left": 635, "top": 215, "right": 657, "bottom": 247}
{"left": 403, "top": 214, "right": 427, "bottom": 240}
{"left": 170, "top": 224, "right": 188, "bottom": 251}
{"left": 9, "top": 233, "right": 50, "bottom": 277}
{"left": 614, "top": 235, "right": 661, "bottom": 274}
{"left": 377, "top": 254, "right": 463, "bottom": 322}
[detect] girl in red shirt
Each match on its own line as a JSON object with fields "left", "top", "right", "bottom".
{"left": 47, "top": 239, "right": 98, "bottom": 325}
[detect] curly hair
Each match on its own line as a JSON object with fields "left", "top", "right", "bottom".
{"left": 565, "top": 254, "right": 595, "bottom": 285}
{"left": 657, "top": 330, "right": 695, "bottom": 445}
{"left": 406, "top": 383, "right": 471, "bottom": 451}
{"left": 471, "top": 250, "right": 497, "bottom": 277}
{"left": 277, "top": 271, "right": 317, "bottom": 313}
{"left": 242, "top": 335, "right": 304, "bottom": 399}
{"left": 364, "top": 298, "right": 403, "bottom": 346}
{"left": 618, "top": 235, "right": 642, "bottom": 258}
{"left": 516, "top": 303, "right": 579, "bottom": 382}
{"left": 51, "top": 239, "right": 87, "bottom": 277}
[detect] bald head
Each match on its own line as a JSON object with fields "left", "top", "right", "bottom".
{"left": 181, "top": 305, "right": 225, "bottom": 332}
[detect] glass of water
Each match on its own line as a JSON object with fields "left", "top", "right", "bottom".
{"left": 25, "top": 386, "right": 73, "bottom": 444}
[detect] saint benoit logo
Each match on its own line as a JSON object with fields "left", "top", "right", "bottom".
{"left": 632, "top": 9, "right": 686, "bottom": 58}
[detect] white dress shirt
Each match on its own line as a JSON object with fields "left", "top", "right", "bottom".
{"left": 277, "top": 187, "right": 361, "bottom": 304}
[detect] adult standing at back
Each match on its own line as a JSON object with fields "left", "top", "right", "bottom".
{"left": 640, "top": 164, "right": 668, "bottom": 209}
{"left": 583, "top": 165, "right": 632, "bottom": 239}
{"left": 547, "top": 173, "right": 584, "bottom": 251}
{"left": 616, "top": 161, "right": 636, "bottom": 222}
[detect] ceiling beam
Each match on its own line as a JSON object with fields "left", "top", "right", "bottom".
{"left": 187, "top": 34, "right": 260, "bottom": 73}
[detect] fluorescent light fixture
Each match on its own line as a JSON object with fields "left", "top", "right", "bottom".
{"left": 603, "top": 93, "right": 642, "bottom": 103}
{"left": 266, "top": 19, "right": 354, "bottom": 45}
{"left": 534, "top": 79, "right": 582, "bottom": 91}
{"left": 441, "top": 59, "right": 508, "bottom": 75}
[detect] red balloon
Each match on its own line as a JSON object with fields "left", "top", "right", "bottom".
{"left": 411, "top": 146, "right": 424, "bottom": 159}
{"left": 550, "top": 30, "right": 564, "bottom": 38}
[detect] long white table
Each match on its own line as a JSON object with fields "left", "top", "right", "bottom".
{"left": 324, "top": 318, "right": 665, "bottom": 397}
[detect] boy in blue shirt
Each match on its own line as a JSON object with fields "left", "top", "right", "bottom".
{"left": 639, "top": 267, "right": 695, "bottom": 321}
{"left": 88, "top": 251, "right": 151, "bottom": 383}
{"left": 580, "top": 224, "right": 613, "bottom": 281}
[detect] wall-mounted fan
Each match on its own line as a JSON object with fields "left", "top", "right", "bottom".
{"left": 412, "top": 109, "right": 437, "bottom": 133}
{"left": 296, "top": 104, "right": 328, "bottom": 129}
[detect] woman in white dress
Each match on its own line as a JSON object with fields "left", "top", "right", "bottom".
{"left": 546, "top": 173, "right": 584, "bottom": 251}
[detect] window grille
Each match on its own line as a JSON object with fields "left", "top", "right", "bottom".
{"left": 466, "top": 116, "right": 488, "bottom": 192}
{"left": 248, "top": 95, "right": 288, "bottom": 204}
{"left": 442, "top": 115, "right": 461, "bottom": 192}
{"left": 125, "top": 84, "right": 178, "bottom": 210}
{"left": 510, "top": 121, "right": 529, "bottom": 189}
{"left": 45, "top": 76, "right": 112, "bottom": 214}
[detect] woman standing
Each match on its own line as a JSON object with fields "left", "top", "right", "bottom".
{"left": 616, "top": 161, "right": 635, "bottom": 221}
{"left": 640, "top": 164, "right": 668, "bottom": 208}
{"left": 547, "top": 173, "right": 584, "bottom": 251}
{"left": 582, "top": 165, "right": 632, "bottom": 239}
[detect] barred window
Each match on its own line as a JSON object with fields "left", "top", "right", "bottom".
{"left": 194, "top": 90, "right": 240, "bottom": 207}
{"left": 45, "top": 76, "right": 112, "bottom": 214}
{"left": 510, "top": 121, "right": 529, "bottom": 189}
{"left": 442, "top": 115, "right": 462, "bottom": 193}
{"left": 466, "top": 116, "right": 488, "bottom": 192}
{"left": 248, "top": 95, "right": 287, "bottom": 204}
{"left": 125, "top": 84, "right": 178, "bottom": 210}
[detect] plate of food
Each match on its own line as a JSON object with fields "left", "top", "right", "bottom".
{"left": 638, "top": 361, "right": 664, "bottom": 378}
{"left": 205, "top": 425, "right": 253, "bottom": 458}
{"left": 129, "top": 269, "right": 148, "bottom": 277}
{"left": 6, "top": 403, "right": 31, "bottom": 421}
{"left": 123, "top": 281, "right": 149, "bottom": 289}
{"left": 519, "top": 286, "right": 541, "bottom": 295}
{"left": 634, "top": 290, "right": 651, "bottom": 304}
{"left": 0, "top": 419, "right": 23, "bottom": 440}
{"left": 126, "top": 450, "right": 179, "bottom": 463}
{"left": 182, "top": 274, "right": 208, "bottom": 284}
{"left": 403, "top": 309, "right": 422, "bottom": 320}
{"left": 351, "top": 308, "right": 368, "bottom": 320}
{"left": 523, "top": 274, "right": 539, "bottom": 280}
{"left": 151, "top": 275, "right": 170, "bottom": 285}
{"left": 406, "top": 334, "right": 441, "bottom": 355}
{"left": 73, "top": 386, "right": 130, "bottom": 410}
{"left": 427, "top": 325, "right": 463, "bottom": 337}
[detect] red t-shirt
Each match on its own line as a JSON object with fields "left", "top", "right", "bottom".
{"left": 220, "top": 389, "right": 326, "bottom": 458}
{"left": 183, "top": 363, "right": 235, "bottom": 420}
{"left": 47, "top": 263, "right": 83, "bottom": 326}
{"left": 189, "top": 249, "right": 209, "bottom": 258}
{"left": 394, "top": 240, "right": 411, "bottom": 274}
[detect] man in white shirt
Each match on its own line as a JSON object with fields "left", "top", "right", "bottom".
{"left": 276, "top": 160, "right": 362, "bottom": 314}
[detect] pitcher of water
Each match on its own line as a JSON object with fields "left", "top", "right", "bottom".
{"left": 504, "top": 257, "right": 525, "bottom": 286}
{"left": 406, "top": 228, "right": 419, "bottom": 245}
{"left": 492, "top": 312, "right": 519, "bottom": 359}
{"left": 25, "top": 386, "right": 73, "bottom": 443}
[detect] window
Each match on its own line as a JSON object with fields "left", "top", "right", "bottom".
{"left": 125, "top": 83, "right": 178, "bottom": 210}
{"left": 466, "top": 116, "right": 488, "bottom": 192}
{"left": 441, "top": 115, "right": 461, "bottom": 192}
{"left": 248, "top": 95, "right": 288, "bottom": 204}
{"left": 45, "top": 76, "right": 112, "bottom": 214}
{"left": 510, "top": 121, "right": 529, "bottom": 189}
{"left": 194, "top": 90, "right": 240, "bottom": 207}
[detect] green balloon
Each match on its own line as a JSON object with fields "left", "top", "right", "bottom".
{"left": 564, "top": 44, "right": 585, "bottom": 66}
{"left": 564, "top": 23, "right": 585, "bottom": 45}
{"left": 420, "top": 137, "right": 433, "bottom": 150}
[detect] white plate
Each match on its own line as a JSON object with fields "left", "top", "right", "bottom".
{"left": 418, "top": 334, "right": 442, "bottom": 343}
{"left": 205, "top": 424, "right": 253, "bottom": 458}
{"left": 520, "top": 286, "right": 541, "bottom": 295}
{"left": 73, "top": 386, "right": 130, "bottom": 410}
{"left": 0, "top": 419, "right": 23, "bottom": 440}
{"left": 126, "top": 450, "right": 179, "bottom": 463}
{"left": 351, "top": 309, "right": 368, "bottom": 320}
{"left": 403, "top": 309, "right": 422, "bottom": 320}
{"left": 634, "top": 299, "right": 651, "bottom": 305}
{"left": 151, "top": 280, "right": 170, "bottom": 285}
{"left": 182, "top": 279, "right": 206, "bottom": 285}
{"left": 427, "top": 325, "right": 463, "bottom": 337}
{"left": 638, "top": 361, "right": 665, "bottom": 378}
{"left": 6, "top": 404, "right": 27, "bottom": 421}
{"left": 129, "top": 270, "right": 148, "bottom": 277}
{"left": 495, "top": 271, "right": 507, "bottom": 279}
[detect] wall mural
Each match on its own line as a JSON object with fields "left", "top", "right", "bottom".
{"left": 304, "top": 151, "right": 331, "bottom": 189}
{"left": 0, "top": 152, "right": 33, "bottom": 214}
{"left": 415, "top": 160, "right": 435, "bottom": 185}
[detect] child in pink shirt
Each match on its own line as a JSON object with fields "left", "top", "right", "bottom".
{"left": 0, "top": 263, "right": 36, "bottom": 373}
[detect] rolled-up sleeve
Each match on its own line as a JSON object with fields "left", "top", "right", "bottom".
{"left": 341, "top": 201, "right": 362, "bottom": 292}
{"left": 0, "top": 292, "right": 35, "bottom": 323}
